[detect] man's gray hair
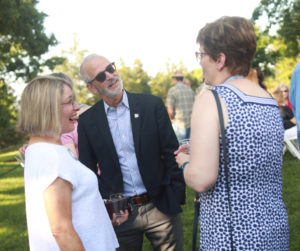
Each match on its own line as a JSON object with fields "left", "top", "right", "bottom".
{"left": 79, "top": 53, "right": 101, "bottom": 83}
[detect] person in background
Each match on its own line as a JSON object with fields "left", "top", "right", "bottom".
{"left": 246, "top": 68, "right": 268, "bottom": 90}
{"left": 290, "top": 61, "right": 300, "bottom": 148}
{"left": 17, "top": 76, "right": 120, "bottom": 251}
{"left": 61, "top": 105, "right": 90, "bottom": 158}
{"left": 195, "top": 82, "right": 211, "bottom": 96}
{"left": 78, "top": 54, "right": 185, "bottom": 251}
{"left": 175, "top": 16, "right": 289, "bottom": 250}
{"left": 195, "top": 75, "right": 211, "bottom": 96}
{"left": 255, "top": 67, "right": 267, "bottom": 90}
{"left": 183, "top": 78, "right": 191, "bottom": 87}
{"left": 275, "top": 84, "right": 293, "bottom": 111}
{"left": 273, "top": 88, "right": 297, "bottom": 130}
{"left": 166, "top": 72, "right": 195, "bottom": 141}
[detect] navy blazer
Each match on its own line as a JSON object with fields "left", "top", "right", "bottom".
{"left": 78, "top": 91, "right": 185, "bottom": 215}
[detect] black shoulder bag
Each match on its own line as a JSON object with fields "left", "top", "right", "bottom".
{"left": 192, "top": 89, "right": 234, "bottom": 251}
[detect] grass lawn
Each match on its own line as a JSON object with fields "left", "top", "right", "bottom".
{"left": 0, "top": 149, "right": 299, "bottom": 250}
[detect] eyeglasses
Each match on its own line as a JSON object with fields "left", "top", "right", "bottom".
{"left": 88, "top": 62, "right": 116, "bottom": 84}
{"left": 195, "top": 51, "right": 209, "bottom": 62}
{"left": 61, "top": 99, "right": 77, "bottom": 107}
{"left": 281, "top": 90, "right": 288, "bottom": 93}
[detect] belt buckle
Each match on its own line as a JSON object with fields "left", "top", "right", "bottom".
{"left": 130, "top": 194, "right": 148, "bottom": 206}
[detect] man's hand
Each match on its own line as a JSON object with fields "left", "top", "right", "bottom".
{"left": 111, "top": 210, "right": 129, "bottom": 226}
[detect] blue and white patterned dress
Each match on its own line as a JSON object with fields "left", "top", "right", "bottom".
{"left": 199, "top": 84, "right": 290, "bottom": 250}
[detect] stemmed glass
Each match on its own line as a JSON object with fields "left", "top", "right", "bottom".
{"left": 14, "top": 153, "right": 25, "bottom": 168}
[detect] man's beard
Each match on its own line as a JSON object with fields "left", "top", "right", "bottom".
{"left": 94, "top": 76, "right": 123, "bottom": 97}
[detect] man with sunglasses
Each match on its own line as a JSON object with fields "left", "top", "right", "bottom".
{"left": 78, "top": 54, "right": 185, "bottom": 251}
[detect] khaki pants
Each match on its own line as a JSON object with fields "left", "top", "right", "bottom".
{"left": 115, "top": 202, "right": 183, "bottom": 251}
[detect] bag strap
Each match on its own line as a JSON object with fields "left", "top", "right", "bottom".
{"left": 192, "top": 193, "right": 200, "bottom": 251}
{"left": 211, "top": 89, "right": 234, "bottom": 250}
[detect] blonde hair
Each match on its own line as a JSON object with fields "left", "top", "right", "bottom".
{"left": 272, "top": 89, "right": 284, "bottom": 106}
{"left": 275, "top": 84, "right": 289, "bottom": 92}
{"left": 17, "top": 76, "right": 73, "bottom": 138}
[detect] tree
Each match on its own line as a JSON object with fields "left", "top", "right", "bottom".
{"left": 117, "top": 59, "right": 151, "bottom": 94}
{"left": 53, "top": 37, "right": 98, "bottom": 106}
{"left": 250, "top": 27, "right": 282, "bottom": 78}
{"left": 185, "top": 68, "right": 203, "bottom": 91}
{"left": 0, "top": 0, "right": 64, "bottom": 148}
{"left": 0, "top": 0, "right": 64, "bottom": 81}
{"left": 0, "top": 80, "right": 24, "bottom": 148}
{"left": 252, "top": 0, "right": 300, "bottom": 57}
{"left": 150, "top": 60, "right": 187, "bottom": 102}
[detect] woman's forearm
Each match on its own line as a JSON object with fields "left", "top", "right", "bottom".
{"left": 44, "top": 178, "right": 84, "bottom": 251}
{"left": 52, "top": 226, "right": 85, "bottom": 251}
{"left": 290, "top": 117, "right": 297, "bottom": 125}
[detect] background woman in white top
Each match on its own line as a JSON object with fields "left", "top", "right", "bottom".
{"left": 17, "top": 76, "right": 122, "bottom": 250}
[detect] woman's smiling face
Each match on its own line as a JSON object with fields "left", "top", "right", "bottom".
{"left": 60, "top": 84, "right": 79, "bottom": 134}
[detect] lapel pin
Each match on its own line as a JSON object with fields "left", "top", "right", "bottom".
{"left": 134, "top": 113, "right": 139, "bottom": 118}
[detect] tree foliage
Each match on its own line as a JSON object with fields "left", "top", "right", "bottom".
{"left": 118, "top": 59, "right": 151, "bottom": 95}
{"left": 0, "top": 0, "right": 64, "bottom": 81}
{"left": 0, "top": 80, "right": 25, "bottom": 148}
{"left": 0, "top": 0, "right": 64, "bottom": 148}
{"left": 185, "top": 68, "right": 203, "bottom": 91}
{"left": 52, "top": 38, "right": 99, "bottom": 106}
{"left": 150, "top": 60, "right": 187, "bottom": 102}
{"left": 252, "top": 0, "right": 300, "bottom": 57}
{"left": 250, "top": 26, "right": 285, "bottom": 79}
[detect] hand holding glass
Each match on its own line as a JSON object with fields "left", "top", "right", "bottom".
{"left": 104, "top": 193, "right": 131, "bottom": 222}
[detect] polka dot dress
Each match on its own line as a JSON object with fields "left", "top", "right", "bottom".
{"left": 199, "top": 84, "right": 290, "bottom": 251}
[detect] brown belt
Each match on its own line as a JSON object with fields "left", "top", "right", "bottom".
{"left": 129, "top": 193, "right": 150, "bottom": 205}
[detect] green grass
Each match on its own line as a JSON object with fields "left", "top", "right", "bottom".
{"left": 0, "top": 150, "right": 299, "bottom": 250}
{"left": 0, "top": 155, "right": 28, "bottom": 251}
{"left": 282, "top": 152, "right": 300, "bottom": 251}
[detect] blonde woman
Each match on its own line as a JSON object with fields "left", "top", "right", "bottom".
{"left": 18, "top": 76, "right": 120, "bottom": 250}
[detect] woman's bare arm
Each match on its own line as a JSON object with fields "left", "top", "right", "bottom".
{"left": 43, "top": 178, "right": 85, "bottom": 251}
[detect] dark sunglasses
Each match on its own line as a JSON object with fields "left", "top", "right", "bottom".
{"left": 88, "top": 62, "right": 116, "bottom": 83}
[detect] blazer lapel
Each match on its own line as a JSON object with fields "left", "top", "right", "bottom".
{"left": 127, "top": 92, "right": 141, "bottom": 157}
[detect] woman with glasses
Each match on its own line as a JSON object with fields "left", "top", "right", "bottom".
{"left": 176, "top": 16, "right": 289, "bottom": 250}
{"left": 273, "top": 88, "right": 297, "bottom": 130}
{"left": 275, "top": 84, "right": 293, "bottom": 112}
{"left": 17, "top": 76, "right": 120, "bottom": 250}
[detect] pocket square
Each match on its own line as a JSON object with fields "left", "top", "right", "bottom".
{"left": 134, "top": 113, "right": 139, "bottom": 118}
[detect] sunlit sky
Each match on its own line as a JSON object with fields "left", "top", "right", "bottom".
{"left": 37, "top": 0, "right": 262, "bottom": 74}
{"left": 12, "top": 0, "right": 263, "bottom": 97}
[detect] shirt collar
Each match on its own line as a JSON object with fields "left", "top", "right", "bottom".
{"left": 104, "top": 90, "right": 129, "bottom": 113}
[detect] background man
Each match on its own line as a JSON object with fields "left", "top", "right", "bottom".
{"left": 290, "top": 61, "right": 300, "bottom": 148}
{"left": 166, "top": 72, "right": 195, "bottom": 141}
{"left": 78, "top": 54, "right": 185, "bottom": 251}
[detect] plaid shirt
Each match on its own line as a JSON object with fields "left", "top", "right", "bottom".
{"left": 166, "top": 83, "right": 195, "bottom": 128}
